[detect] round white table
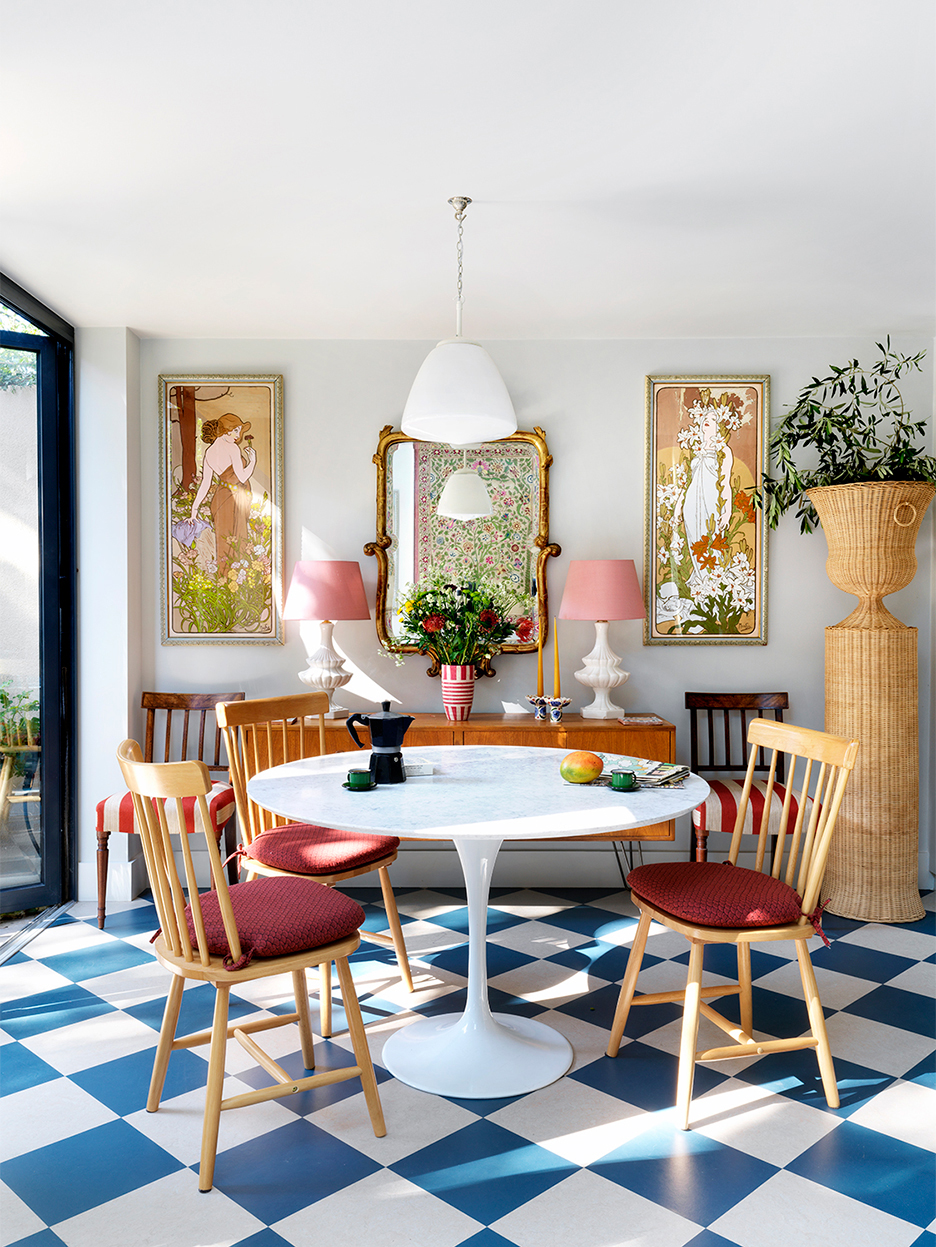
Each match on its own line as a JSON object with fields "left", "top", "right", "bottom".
{"left": 248, "top": 744, "right": 708, "bottom": 1098}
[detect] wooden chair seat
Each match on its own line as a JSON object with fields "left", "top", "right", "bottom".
{"left": 237, "top": 821, "right": 401, "bottom": 877}
{"left": 607, "top": 718, "right": 859, "bottom": 1131}
{"left": 117, "top": 740, "right": 386, "bottom": 1192}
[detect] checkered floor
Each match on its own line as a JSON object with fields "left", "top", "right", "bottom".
{"left": 2, "top": 885, "right": 934, "bottom": 1247}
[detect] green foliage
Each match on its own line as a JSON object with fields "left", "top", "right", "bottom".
{"left": 0, "top": 306, "right": 43, "bottom": 391}
{"left": 394, "top": 573, "right": 533, "bottom": 668}
{"left": 0, "top": 681, "right": 40, "bottom": 774}
{"left": 0, "top": 347, "right": 37, "bottom": 391}
{"left": 757, "top": 338, "right": 935, "bottom": 533}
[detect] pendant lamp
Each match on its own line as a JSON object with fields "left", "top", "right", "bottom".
{"left": 402, "top": 197, "right": 517, "bottom": 449}
{"left": 437, "top": 450, "right": 494, "bottom": 520}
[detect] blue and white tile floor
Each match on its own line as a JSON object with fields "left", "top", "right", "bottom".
{"left": 1, "top": 886, "right": 934, "bottom": 1247}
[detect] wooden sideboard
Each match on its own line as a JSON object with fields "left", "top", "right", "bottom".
{"left": 288, "top": 712, "right": 678, "bottom": 843}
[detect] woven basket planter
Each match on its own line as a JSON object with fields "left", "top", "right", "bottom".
{"left": 808, "top": 481, "right": 934, "bottom": 922}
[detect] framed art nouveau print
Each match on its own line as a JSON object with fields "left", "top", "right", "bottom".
{"left": 159, "top": 374, "right": 284, "bottom": 644}
{"left": 645, "top": 375, "right": 768, "bottom": 645}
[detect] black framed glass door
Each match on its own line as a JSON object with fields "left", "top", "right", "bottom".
{"left": 0, "top": 279, "right": 75, "bottom": 913}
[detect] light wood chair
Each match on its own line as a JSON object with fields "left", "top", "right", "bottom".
{"left": 116, "top": 740, "right": 385, "bottom": 1193}
{"left": 96, "top": 691, "right": 244, "bottom": 928}
{"left": 685, "top": 692, "right": 790, "bottom": 861}
{"left": 216, "top": 692, "right": 414, "bottom": 1037}
{"left": 607, "top": 718, "right": 859, "bottom": 1130}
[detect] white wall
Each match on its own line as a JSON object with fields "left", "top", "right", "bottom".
{"left": 76, "top": 334, "right": 935, "bottom": 897}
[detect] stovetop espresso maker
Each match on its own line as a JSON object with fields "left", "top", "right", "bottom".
{"left": 346, "top": 702, "right": 415, "bottom": 784}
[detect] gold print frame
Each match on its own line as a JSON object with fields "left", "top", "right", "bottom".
{"left": 159, "top": 373, "right": 284, "bottom": 645}
{"left": 645, "top": 375, "right": 768, "bottom": 645}
{"left": 365, "top": 425, "right": 560, "bottom": 675}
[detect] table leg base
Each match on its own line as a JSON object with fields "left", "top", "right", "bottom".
{"left": 381, "top": 1011, "right": 573, "bottom": 1098}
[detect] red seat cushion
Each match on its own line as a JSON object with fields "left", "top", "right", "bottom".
{"left": 628, "top": 861, "right": 804, "bottom": 929}
{"left": 243, "top": 823, "right": 399, "bottom": 875}
{"left": 96, "top": 783, "right": 236, "bottom": 838}
{"left": 186, "top": 875, "right": 365, "bottom": 968}
{"left": 692, "top": 780, "right": 811, "bottom": 836}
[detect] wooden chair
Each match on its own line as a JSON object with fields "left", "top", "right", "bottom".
{"left": 116, "top": 740, "right": 385, "bottom": 1192}
{"left": 606, "top": 718, "right": 859, "bottom": 1130}
{"left": 216, "top": 692, "right": 414, "bottom": 1037}
{"left": 685, "top": 692, "right": 789, "bottom": 861}
{"left": 96, "top": 692, "right": 245, "bottom": 928}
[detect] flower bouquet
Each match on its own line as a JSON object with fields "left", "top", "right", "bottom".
{"left": 394, "top": 574, "right": 534, "bottom": 718}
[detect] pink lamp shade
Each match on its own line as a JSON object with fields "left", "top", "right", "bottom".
{"left": 558, "top": 559, "right": 646, "bottom": 621}
{"left": 282, "top": 561, "right": 370, "bottom": 621}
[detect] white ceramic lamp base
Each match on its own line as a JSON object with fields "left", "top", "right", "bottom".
{"left": 574, "top": 620, "right": 629, "bottom": 719}
{"left": 298, "top": 620, "right": 353, "bottom": 719}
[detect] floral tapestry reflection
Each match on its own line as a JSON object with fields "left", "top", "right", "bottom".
{"left": 645, "top": 376, "right": 768, "bottom": 645}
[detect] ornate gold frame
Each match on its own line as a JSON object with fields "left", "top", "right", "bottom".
{"left": 365, "top": 424, "right": 560, "bottom": 676}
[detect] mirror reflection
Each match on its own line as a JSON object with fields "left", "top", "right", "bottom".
{"left": 366, "top": 425, "right": 559, "bottom": 674}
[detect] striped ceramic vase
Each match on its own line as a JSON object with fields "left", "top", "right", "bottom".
{"left": 440, "top": 664, "right": 475, "bottom": 721}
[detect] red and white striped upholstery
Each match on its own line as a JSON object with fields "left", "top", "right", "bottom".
{"left": 95, "top": 782, "right": 236, "bottom": 840}
{"left": 692, "top": 779, "right": 812, "bottom": 839}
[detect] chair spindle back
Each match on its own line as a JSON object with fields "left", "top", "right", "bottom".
{"left": 216, "top": 693, "right": 329, "bottom": 847}
{"left": 117, "top": 739, "right": 242, "bottom": 967}
{"left": 727, "top": 719, "right": 859, "bottom": 920}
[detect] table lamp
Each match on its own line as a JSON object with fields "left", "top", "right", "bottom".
{"left": 282, "top": 560, "right": 370, "bottom": 718}
{"left": 558, "top": 559, "right": 646, "bottom": 719}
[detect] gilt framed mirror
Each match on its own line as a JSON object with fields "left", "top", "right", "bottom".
{"left": 365, "top": 425, "right": 560, "bottom": 675}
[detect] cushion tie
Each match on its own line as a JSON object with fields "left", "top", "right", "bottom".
{"left": 223, "top": 947, "right": 255, "bottom": 971}
{"left": 806, "top": 898, "right": 832, "bottom": 948}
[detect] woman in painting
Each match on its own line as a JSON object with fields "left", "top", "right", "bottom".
{"left": 190, "top": 413, "right": 257, "bottom": 578}
{"left": 681, "top": 391, "right": 737, "bottom": 593}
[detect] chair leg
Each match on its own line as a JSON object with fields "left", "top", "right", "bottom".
{"left": 147, "top": 974, "right": 185, "bottom": 1112}
{"left": 796, "top": 941, "right": 839, "bottom": 1108}
{"left": 319, "top": 960, "right": 332, "bottom": 1037}
{"left": 693, "top": 823, "right": 708, "bottom": 863}
{"left": 198, "top": 983, "right": 231, "bottom": 1193}
{"left": 676, "top": 940, "right": 705, "bottom": 1131}
{"left": 292, "top": 968, "right": 316, "bottom": 1070}
{"left": 335, "top": 955, "right": 386, "bottom": 1139}
{"left": 96, "top": 827, "right": 111, "bottom": 929}
{"left": 607, "top": 908, "right": 652, "bottom": 1056}
{"left": 378, "top": 865, "right": 414, "bottom": 992}
{"left": 222, "top": 816, "right": 238, "bottom": 887}
{"left": 737, "top": 942, "right": 753, "bottom": 1039}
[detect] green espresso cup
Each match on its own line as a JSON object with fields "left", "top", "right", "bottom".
{"left": 347, "top": 769, "right": 372, "bottom": 789}
{"left": 611, "top": 770, "right": 637, "bottom": 791}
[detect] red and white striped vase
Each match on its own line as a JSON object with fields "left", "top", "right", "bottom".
{"left": 440, "top": 664, "right": 475, "bottom": 721}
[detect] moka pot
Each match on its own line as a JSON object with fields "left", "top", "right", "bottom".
{"left": 346, "top": 701, "right": 415, "bottom": 784}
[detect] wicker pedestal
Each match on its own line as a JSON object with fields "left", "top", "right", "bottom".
{"left": 808, "top": 481, "right": 934, "bottom": 923}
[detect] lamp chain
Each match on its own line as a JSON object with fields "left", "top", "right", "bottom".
{"left": 448, "top": 195, "right": 471, "bottom": 338}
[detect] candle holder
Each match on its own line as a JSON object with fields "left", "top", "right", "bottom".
{"left": 526, "top": 695, "right": 549, "bottom": 721}
{"left": 546, "top": 696, "right": 571, "bottom": 724}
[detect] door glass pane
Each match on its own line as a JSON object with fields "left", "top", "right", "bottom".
{"left": 0, "top": 313, "right": 44, "bottom": 892}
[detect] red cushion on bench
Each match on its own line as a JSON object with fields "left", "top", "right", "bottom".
{"left": 627, "top": 860, "right": 804, "bottom": 929}
{"left": 243, "top": 823, "right": 399, "bottom": 874}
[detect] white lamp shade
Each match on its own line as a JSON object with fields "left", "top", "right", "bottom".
{"left": 437, "top": 468, "right": 493, "bottom": 520}
{"left": 401, "top": 339, "right": 518, "bottom": 447}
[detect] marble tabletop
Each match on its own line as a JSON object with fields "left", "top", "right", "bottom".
{"left": 247, "top": 744, "right": 709, "bottom": 841}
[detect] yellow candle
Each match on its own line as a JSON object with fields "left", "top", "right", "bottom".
{"left": 537, "top": 625, "right": 544, "bottom": 697}
{"left": 553, "top": 618, "right": 560, "bottom": 698}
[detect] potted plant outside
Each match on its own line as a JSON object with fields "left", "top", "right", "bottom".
{"left": 757, "top": 339, "right": 934, "bottom": 923}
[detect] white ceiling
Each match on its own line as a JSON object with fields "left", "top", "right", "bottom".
{"left": 2, "top": 0, "right": 934, "bottom": 340}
